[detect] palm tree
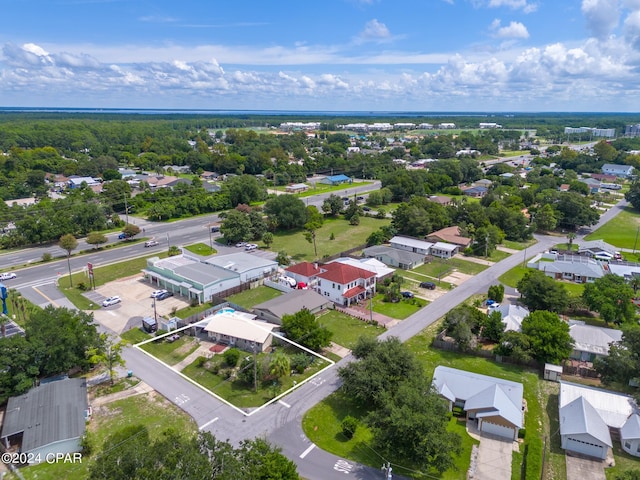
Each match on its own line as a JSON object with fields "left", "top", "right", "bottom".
{"left": 631, "top": 276, "right": 640, "bottom": 298}
{"left": 58, "top": 234, "right": 78, "bottom": 287}
{"left": 566, "top": 232, "right": 577, "bottom": 251}
{"left": 269, "top": 352, "right": 291, "bottom": 380}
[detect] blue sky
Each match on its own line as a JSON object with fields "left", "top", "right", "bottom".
{"left": 1, "top": 0, "right": 639, "bottom": 112}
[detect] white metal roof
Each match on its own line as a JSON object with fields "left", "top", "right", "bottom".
{"left": 389, "top": 236, "right": 434, "bottom": 250}
{"left": 569, "top": 323, "right": 622, "bottom": 356}
{"left": 621, "top": 414, "right": 640, "bottom": 441}
{"left": 559, "top": 396, "right": 612, "bottom": 447}
{"left": 202, "top": 313, "right": 275, "bottom": 344}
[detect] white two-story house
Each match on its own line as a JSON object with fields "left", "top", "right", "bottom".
{"left": 315, "top": 262, "right": 376, "bottom": 306}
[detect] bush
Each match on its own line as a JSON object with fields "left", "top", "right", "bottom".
{"left": 341, "top": 416, "right": 358, "bottom": 440}
{"left": 42, "top": 252, "right": 52, "bottom": 262}
{"left": 518, "top": 428, "right": 526, "bottom": 439}
{"left": 290, "top": 353, "right": 314, "bottom": 374}
{"left": 195, "top": 356, "right": 207, "bottom": 368}
{"left": 77, "top": 282, "right": 90, "bottom": 291}
{"left": 223, "top": 348, "right": 241, "bottom": 367}
{"left": 524, "top": 438, "right": 543, "bottom": 480}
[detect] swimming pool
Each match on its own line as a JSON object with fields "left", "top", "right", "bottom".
{"left": 216, "top": 308, "right": 235, "bottom": 315}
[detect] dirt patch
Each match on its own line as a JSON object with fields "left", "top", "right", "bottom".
{"left": 173, "top": 338, "right": 198, "bottom": 356}
{"left": 442, "top": 271, "right": 473, "bottom": 285}
{"left": 209, "top": 344, "right": 226, "bottom": 353}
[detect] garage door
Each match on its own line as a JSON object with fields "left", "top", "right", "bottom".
{"left": 481, "top": 421, "right": 515, "bottom": 440}
{"left": 564, "top": 437, "right": 605, "bottom": 459}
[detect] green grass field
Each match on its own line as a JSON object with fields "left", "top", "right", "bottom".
{"left": 183, "top": 243, "right": 217, "bottom": 256}
{"left": 413, "top": 258, "right": 489, "bottom": 278}
{"left": 266, "top": 216, "right": 391, "bottom": 262}
{"left": 585, "top": 206, "right": 640, "bottom": 249}
{"left": 226, "top": 286, "right": 283, "bottom": 309}
{"left": 371, "top": 293, "right": 426, "bottom": 319}
{"left": 140, "top": 336, "right": 200, "bottom": 366}
{"left": 317, "top": 310, "right": 385, "bottom": 349}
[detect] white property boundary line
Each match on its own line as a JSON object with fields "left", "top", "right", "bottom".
{"left": 134, "top": 317, "right": 335, "bottom": 417}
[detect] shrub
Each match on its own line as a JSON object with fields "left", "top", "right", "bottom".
{"left": 524, "top": 438, "right": 543, "bottom": 480}
{"left": 223, "top": 348, "right": 241, "bottom": 367}
{"left": 341, "top": 416, "right": 358, "bottom": 440}
{"left": 290, "top": 353, "right": 314, "bottom": 374}
{"left": 42, "top": 252, "right": 52, "bottom": 262}
{"left": 518, "top": 428, "right": 526, "bottom": 439}
{"left": 195, "top": 356, "right": 207, "bottom": 368}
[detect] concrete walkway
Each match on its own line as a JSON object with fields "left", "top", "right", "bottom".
{"left": 566, "top": 454, "right": 606, "bottom": 480}
{"left": 92, "top": 381, "right": 154, "bottom": 406}
{"left": 174, "top": 340, "right": 220, "bottom": 371}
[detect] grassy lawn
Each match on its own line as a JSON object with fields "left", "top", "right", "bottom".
{"left": 140, "top": 336, "right": 200, "bottom": 366}
{"left": 59, "top": 252, "right": 169, "bottom": 310}
{"left": 486, "top": 249, "right": 511, "bottom": 262}
{"left": 398, "top": 270, "right": 454, "bottom": 290}
{"left": 605, "top": 444, "right": 640, "bottom": 479}
{"left": 183, "top": 242, "right": 217, "bottom": 256}
{"left": 266, "top": 216, "right": 391, "bottom": 262}
{"left": 120, "top": 327, "right": 152, "bottom": 345}
{"left": 499, "top": 265, "right": 531, "bottom": 288}
{"left": 585, "top": 206, "right": 640, "bottom": 249}
{"left": 174, "top": 301, "right": 216, "bottom": 320}
{"left": 502, "top": 238, "right": 538, "bottom": 251}
{"left": 271, "top": 181, "right": 373, "bottom": 198}
{"left": 413, "top": 258, "right": 488, "bottom": 278}
{"left": 226, "top": 285, "right": 282, "bottom": 309}
{"left": 20, "top": 394, "right": 196, "bottom": 480}
{"left": 318, "top": 310, "right": 385, "bottom": 349}
{"left": 371, "top": 294, "right": 426, "bottom": 319}
{"left": 302, "top": 391, "right": 479, "bottom": 480}
{"left": 182, "top": 352, "right": 330, "bottom": 409}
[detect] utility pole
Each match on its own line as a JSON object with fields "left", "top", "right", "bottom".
{"left": 124, "top": 194, "right": 129, "bottom": 225}
{"left": 208, "top": 225, "right": 213, "bottom": 249}
{"left": 485, "top": 234, "right": 489, "bottom": 258}
{"left": 252, "top": 342, "right": 258, "bottom": 393}
{"left": 634, "top": 226, "right": 640, "bottom": 254}
{"left": 152, "top": 296, "right": 157, "bottom": 323}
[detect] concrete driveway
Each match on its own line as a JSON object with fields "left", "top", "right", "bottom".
{"left": 566, "top": 454, "right": 606, "bottom": 480}
{"left": 474, "top": 435, "right": 513, "bottom": 480}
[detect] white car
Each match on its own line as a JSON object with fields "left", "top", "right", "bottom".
{"left": 0, "top": 272, "right": 17, "bottom": 281}
{"left": 102, "top": 296, "right": 122, "bottom": 307}
{"left": 235, "top": 242, "right": 247, "bottom": 248}
{"left": 150, "top": 289, "right": 168, "bottom": 298}
{"left": 245, "top": 244, "right": 258, "bottom": 251}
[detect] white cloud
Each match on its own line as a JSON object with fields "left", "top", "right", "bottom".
{"left": 490, "top": 19, "right": 530, "bottom": 38}
{"left": 358, "top": 19, "right": 392, "bottom": 41}
{"left": 485, "top": 0, "right": 538, "bottom": 13}
{"left": 581, "top": 0, "right": 620, "bottom": 38}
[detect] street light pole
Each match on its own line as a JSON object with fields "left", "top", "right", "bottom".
{"left": 634, "top": 226, "right": 640, "bottom": 254}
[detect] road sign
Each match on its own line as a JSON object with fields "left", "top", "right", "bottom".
{"left": 87, "top": 263, "right": 93, "bottom": 276}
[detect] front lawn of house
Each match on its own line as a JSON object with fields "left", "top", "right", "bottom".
{"left": 317, "top": 310, "right": 385, "bottom": 349}
{"left": 140, "top": 335, "right": 200, "bottom": 366}
{"left": 226, "top": 286, "right": 283, "bottom": 309}
{"left": 183, "top": 243, "right": 217, "bottom": 256}
{"left": 371, "top": 294, "right": 426, "bottom": 319}
{"left": 585, "top": 206, "right": 640, "bottom": 249}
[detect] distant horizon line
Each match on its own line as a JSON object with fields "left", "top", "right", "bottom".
{"left": 0, "top": 107, "right": 638, "bottom": 117}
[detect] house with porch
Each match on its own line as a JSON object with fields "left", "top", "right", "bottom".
{"left": 252, "top": 289, "right": 332, "bottom": 324}
{"left": 432, "top": 366, "right": 523, "bottom": 441}
{"left": 534, "top": 255, "right": 605, "bottom": 283}
{"left": 568, "top": 322, "right": 622, "bottom": 362}
{"left": 315, "top": 262, "right": 376, "bottom": 306}
{"left": 426, "top": 226, "right": 472, "bottom": 249}
{"left": 284, "top": 262, "right": 323, "bottom": 287}
{"left": 389, "top": 236, "right": 433, "bottom": 256}
{"left": 429, "top": 242, "right": 459, "bottom": 259}
{"left": 601, "top": 164, "right": 635, "bottom": 178}
{"left": 361, "top": 245, "right": 427, "bottom": 270}
{"left": 201, "top": 310, "right": 277, "bottom": 353}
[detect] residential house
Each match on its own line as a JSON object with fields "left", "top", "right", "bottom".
{"left": 496, "top": 304, "right": 530, "bottom": 332}
{"left": 285, "top": 183, "right": 309, "bottom": 193}
{"left": 201, "top": 311, "right": 276, "bottom": 352}
{"left": 67, "top": 176, "right": 101, "bottom": 189}
{"left": 559, "top": 184, "right": 570, "bottom": 192}
{"left": 461, "top": 186, "right": 488, "bottom": 197}
{"left": 568, "top": 322, "right": 622, "bottom": 362}
{"left": 252, "top": 289, "right": 332, "bottom": 324}
{"left": 429, "top": 242, "right": 459, "bottom": 259}
{"left": 361, "top": 245, "right": 427, "bottom": 270}
{"left": 534, "top": 255, "right": 605, "bottom": 283}
{"left": 200, "top": 171, "right": 220, "bottom": 180}
{"left": 432, "top": 366, "right": 523, "bottom": 440}
{"left": 559, "top": 381, "right": 640, "bottom": 459}
{"left": 319, "top": 174, "right": 352, "bottom": 185}
{"left": 579, "top": 177, "right": 601, "bottom": 194}
{"left": 427, "top": 195, "right": 453, "bottom": 206}
{"left": 389, "top": 236, "right": 433, "bottom": 256}
{"left": 473, "top": 179, "right": 493, "bottom": 188}
{"left": 438, "top": 123, "right": 457, "bottom": 129}
{"left": 456, "top": 149, "right": 479, "bottom": 157}
{"left": 1, "top": 378, "right": 89, "bottom": 464}
{"left": 117, "top": 168, "right": 137, "bottom": 178}
{"left": 284, "top": 262, "right": 323, "bottom": 287}
{"left": 578, "top": 240, "right": 618, "bottom": 259}
{"left": 601, "top": 164, "right": 635, "bottom": 178}
{"left": 608, "top": 262, "right": 640, "bottom": 280}
{"left": 315, "top": 262, "right": 376, "bottom": 306}
{"left": 426, "top": 226, "right": 472, "bottom": 249}
{"left": 331, "top": 257, "right": 395, "bottom": 281}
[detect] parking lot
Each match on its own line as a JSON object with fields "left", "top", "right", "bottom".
{"left": 90, "top": 275, "right": 190, "bottom": 334}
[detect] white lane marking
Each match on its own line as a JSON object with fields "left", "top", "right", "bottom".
{"left": 299, "top": 444, "right": 315, "bottom": 459}
{"left": 278, "top": 400, "right": 291, "bottom": 408}
{"left": 198, "top": 417, "right": 219, "bottom": 430}
{"left": 334, "top": 459, "right": 353, "bottom": 473}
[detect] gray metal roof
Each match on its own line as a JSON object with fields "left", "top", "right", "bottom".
{"left": 205, "top": 252, "right": 277, "bottom": 274}
{"left": 569, "top": 323, "right": 622, "bottom": 356}
{"left": 497, "top": 304, "right": 529, "bottom": 332}
{"left": 389, "top": 236, "right": 433, "bottom": 250}
{"left": 559, "top": 396, "right": 612, "bottom": 447}
{"left": 174, "top": 262, "right": 238, "bottom": 286}
{"left": 1, "top": 378, "right": 88, "bottom": 453}
{"left": 432, "top": 366, "right": 523, "bottom": 427}
{"left": 253, "top": 290, "right": 330, "bottom": 319}
{"left": 362, "top": 245, "right": 425, "bottom": 265}
{"left": 541, "top": 259, "right": 605, "bottom": 278}
{"left": 577, "top": 240, "right": 617, "bottom": 255}
{"left": 621, "top": 414, "right": 640, "bottom": 441}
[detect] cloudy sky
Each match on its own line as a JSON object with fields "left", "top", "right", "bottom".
{"left": 1, "top": 0, "right": 640, "bottom": 112}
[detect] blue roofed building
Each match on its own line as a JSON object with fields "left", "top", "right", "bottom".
{"left": 319, "top": 174, "right": 352, "bottom": 185}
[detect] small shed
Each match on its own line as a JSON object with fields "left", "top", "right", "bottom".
{"left": 160, "top": 317, "right": 179, "bottom": 332}
{"left": 544, "top": 363, "right": 563, "bottom": 382}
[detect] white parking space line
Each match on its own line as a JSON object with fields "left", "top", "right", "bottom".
{"left": 198, "top": 417, "right": 219, "bottom": 431}
{"left": 278, "top": 400, "right": 291, "bottom": 408}
{"left": 299, "top": 444, "right": 315, "bottom": 459}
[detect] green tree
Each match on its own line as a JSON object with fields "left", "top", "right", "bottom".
{"left": 443, "top": 305, "right": 485, "bottom": 351}
{"left": 122, "top": 223, "right": 141, "bottom": 239}
{"left": 88, "top": 334, "right": 125, "bottom": 385}
{"left": 220, "top": 209, "right": 253, "bottom": 243}
{"left": 493, "top": 330, "right": 533, "bottom": 362}
{"left": 281, "top": 308, "right": 331, "bottom": 352}
{"left": 583, "top": 274, "right": 636, "bottom": 324}
{"left": 0, "top": 335, "right": 38, "bottom": 402}
{"left": 482, "top": 310, "right": 505, "bottom": 343}
{"left": 340, "top": 416, "right": 358, "bottom": 440}
{"left": 368, "top": 381, "right": 462, "bottom": 475}
{"left": 517, "top": 270, "right": 569, "bottom": 313}
{"left": 261, "top": 231, "right": 273, "bottom": 248}
{"left": 86, "top": 231, "right": 108, "bottom": 249}
{"left": 521, "top": 310, "right": 573, "bottom": 364}
{"left": 472, "top": 225, "right": 504, "bottom": 257}
{"left": 168, "top": 245, "right": 181, "bottom": 256}
{"left": 264, "top": 195, "right": 307, "bottom": 230}
{"left": 534, "top": 203, "right": 557, "bottom": 232}
{"left": 338, "top": 337, "right": 423, "bottom": 408}
{"left": 625, "top": 180, "right": 640, "bottom": 211}
{"left": 595, "top": 324, "right": 640, "bottom": 385}
{"left": 223, "top": 174, "right": 267, "bottom": 207}
{"left": 321, "top": 194, "right": 343, "bottom": 216}
{"left": 566, "top": 232, "right": 576, "bottom": 250}
{"left": 276, "top": 250, "right": 290, "bottom": 266}
{"left": 58, "top": 233, "right": 78, "bottom": 287}
{"left": 223, "top": 348, "right": 241, "bottom": 367}
{"left": 26, "top": 306, "right": 101, "bottom": 377}
{"left": 487, "top": 284, "right": 504, "bottom": 302}
{"left": 268, "top": 351, "right": 291, "bottom": 379}
{"left": 304, "top": 206, "right": 324, "bottom": 258}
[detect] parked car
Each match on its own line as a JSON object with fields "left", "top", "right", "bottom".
{"left": 0, "top": 272, "right": 17, "bottom": 280}
{"left": 102, "top": 296, "right": 122, "bottom": 307}
{"left": 118, "top": 233, "right": 127, "bottom": 239}
{"left": 356, "top": 196, "right": 364, "bottom": 201}
{"left": 157, "top": 291, "right": 174, "bottom": 301}
{"left": 363, "top": 206, "right": 371, "bottom": 212}
{"left": 401, "top": 291, "right": 414, "bottom": 298}
{"left": 150, "top": 289, "right": 168, "bottom": 298}
{"left": 420, "top": 281, "right": 436, "bottom": 290}
{"left": 235, "top": 242, "right": 247, "bottom": 248}
{"left": 245, "top": 243, "right": 258, "bottom": 251}
{"left": 144, "top": 240, "right": 159, "bottom": 247}
{"left": 211, "top": 225, "right": 220, "bottom": 232}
